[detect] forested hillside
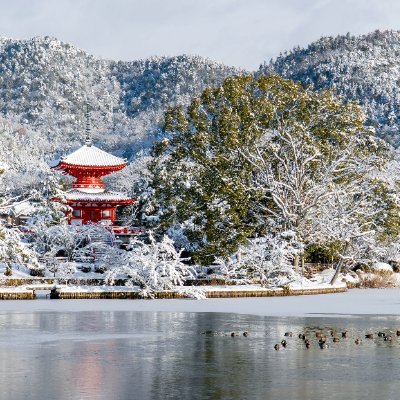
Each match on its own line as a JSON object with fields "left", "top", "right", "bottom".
{"left": 0, "top": 36, "right": 239, "bottom": 157}
{"left": 0, "top": 36, "right": 239, "bottom": 197}
{"left": 259, "top": 30, "right": 400, "bottom": 146}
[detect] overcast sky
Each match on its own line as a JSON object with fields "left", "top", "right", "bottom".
{"left": 0, "top": 0, "right": 399, "bottom": 70}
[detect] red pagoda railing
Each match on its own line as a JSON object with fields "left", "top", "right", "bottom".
{"left": 112, "top": 226, "right": 145, "bottom": 235}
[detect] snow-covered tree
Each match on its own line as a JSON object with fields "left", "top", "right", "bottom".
{"left": 31, "top": 223, "right": 113, "bottom": 263}
{"left": 151, "top": 74, "right": 387, "bottom": 265}
{"left": 0, "top": 222, "right": 37, "bottom": 275}
{"left": 105, "top": 233, "right": 195, "bottom": 296}
{"left": 231, "top": 231, "right": 302, "bottom": 286}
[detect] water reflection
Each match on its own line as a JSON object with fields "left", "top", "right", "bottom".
{"left": 0, "top": 311, "right": 399, "bottom": 399}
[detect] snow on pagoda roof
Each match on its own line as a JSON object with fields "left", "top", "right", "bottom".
{"left": 65, "top": 189, "right": 132, "bottom": 202}
{"left": 57, "top": 145, "right": 126, "bottom": 167}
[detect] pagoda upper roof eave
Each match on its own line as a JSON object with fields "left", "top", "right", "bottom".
{"left": 52, "top": 160, "right": 127, "bottom": 171}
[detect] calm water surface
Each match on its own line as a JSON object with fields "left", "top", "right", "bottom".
{"left": 0, "top": 310, "right": 399, "bottom": 400}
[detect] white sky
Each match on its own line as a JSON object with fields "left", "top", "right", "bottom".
{"left": 0, "top": 0, "right": 399, "bottom": 70}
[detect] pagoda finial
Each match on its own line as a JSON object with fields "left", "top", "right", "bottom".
{"left": 85, "top": 101, "right": 92, "bottom": 146}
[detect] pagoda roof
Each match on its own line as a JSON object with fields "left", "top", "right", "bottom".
{"left": 52, "top": 145, "right": 126, "bottom": 168}
{"left": 64, "top": 189, "right": 134, "bottom": 202}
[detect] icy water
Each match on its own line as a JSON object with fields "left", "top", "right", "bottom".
{"left": 1, "top": 311, "right": 400, "bottom": 400}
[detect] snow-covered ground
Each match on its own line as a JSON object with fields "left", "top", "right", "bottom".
{"left": 0, "top": 288, "right": 399, "bottom": 317}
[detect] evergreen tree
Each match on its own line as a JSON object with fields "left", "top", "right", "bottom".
{"left": 151, "top": 74, "right": 388, "bottom": 265}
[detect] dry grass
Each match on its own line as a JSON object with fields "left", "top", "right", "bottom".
{"left": 356, "top": 272, "right": 398, "bottom": 288}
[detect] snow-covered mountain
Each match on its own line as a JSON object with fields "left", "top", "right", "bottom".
{"left": 3, "top": 31, "right": 400, "bottom": 198}
{"left": 0, "top": 36, "right": 240, "bottom": 161}
{"left": 259, "top": 30, "right": 400, "bottom": 146}
{"left": 4, "top": 30, "right": 400, "bottom": 163}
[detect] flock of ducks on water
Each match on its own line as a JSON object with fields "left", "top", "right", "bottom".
{"left": 201, "top": 330, "right": 249, "bottom": 337}
{"left": 201, "top": 329, "right": 400, "bottom": 349}
{"left": 274, "top": 329, "right": 400, "bottom": 350}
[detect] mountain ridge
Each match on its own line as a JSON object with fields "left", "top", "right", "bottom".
{"left": 259, "top": 29, "right": 400, "bottom": 146}
{"left": 0, "top": 35, "right": 241, "bottom": 160}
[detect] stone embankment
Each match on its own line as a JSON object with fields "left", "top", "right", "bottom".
{"left": 0, "top": 282, "right": 347, "bottom": 300}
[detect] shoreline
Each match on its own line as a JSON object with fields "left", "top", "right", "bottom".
{"left": 0, "top": 282, "right": 347, "bottom": 300}
{"left": 0, "top": 288, "right": 399, "bottom": 317}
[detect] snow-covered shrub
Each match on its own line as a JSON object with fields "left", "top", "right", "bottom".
{"left": 105, "top": 233, "right": 195, "bottom": 296}
{"left": 32, "top": 224, "right": 86, "bottom": 262}
{"left": 29, "top": 263, "right": 45, "bottom": 277}
{"left": 90, "top": 245, "right": 125, "bottom": 273}
{"left": 232, "top": 232, "right": 302, "bottom": 287}
{"left": 369, "top": 262, "right": 393, "bottom": 273}
{"left": 382, "top": 242, "right": 400, "bottom": 271}
{"left": 0, "top": 221, "right": 37, "bottom": 275}
{"left": 56, "top": 262, "right": 78, "bottom": 280}
{"left": 31, "top": 223, "right": 114, "bottom": 264}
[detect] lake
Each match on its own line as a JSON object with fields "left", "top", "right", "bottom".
{"left": 0, "top": 308, "right": 399, "bottom": 400}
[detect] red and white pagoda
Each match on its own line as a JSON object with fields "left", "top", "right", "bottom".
{"left": 51, "top": 108, "right": 135, "bottom": 226}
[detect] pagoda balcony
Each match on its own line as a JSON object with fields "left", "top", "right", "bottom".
{"left": 72, "top": 176, "right": 105, "bottom": 190}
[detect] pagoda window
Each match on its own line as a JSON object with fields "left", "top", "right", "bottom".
{"left": 102, "top": 210, "right": 111, "bottom": 218}
{"left": 72, "top": 210, "right": 81, "bottom": 217}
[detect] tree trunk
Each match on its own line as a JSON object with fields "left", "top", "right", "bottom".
{"left": 294, "top": 255, "right": 299, "bottom": 273}
{"left": 4, "top": 263, "right": 12, "bottom": 277}
{"left": 330, "top": 242, "right": 350, "bottom": 285}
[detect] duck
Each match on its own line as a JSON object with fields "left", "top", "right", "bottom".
{"left": 342, "top": 331, "right": 349, "bottom": 338}
{"left": 284, "top": 331, "right": 293, "bottom": 337}
{"left": 201, "top": 330, "right": 215, "bottom": 335}
{"left": 384, "top": 335, "right": 393, "bottom": 342}
{"left": 243, "top": 331, "right": 248, "bottom": 337}
{"left": 298, "top": 333, "right": 305, "bottom": 340}
{"left": 332, "top": 337, "right": 340, "bottom": 343}
{"left": 305, "top": 342, "right": 311, "bottom": 349}
{"left": 365, "top": 333, "right": 374, "bottom": 339}
{"left": 274, "top": 344, "right": 280, "bottom": 351}
{"left": 316, "top": 331, "right": 324, "bottom": 338}
{"left": 396, "top": 330, "right": 400, "bottom": 337}
{"left": 355, "top": 338, "right": 362, "bottom": 345}
{"left": 319, "top": 342, "right": 329, "bottom": 349}
{"left": 378, "top": 331, "right": 386, "bottom": 337}
{"left": 230, "top": 332, "right": 236, "bottom": 337}
{"left": 281, "top": 339, "right": 288, "bottom": 348}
